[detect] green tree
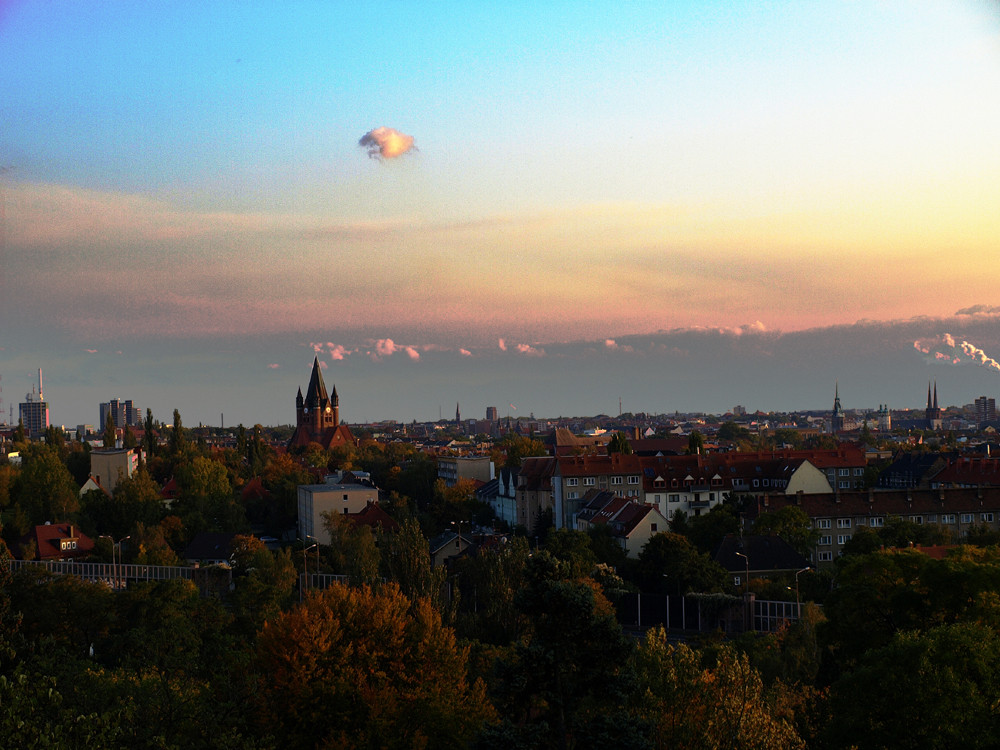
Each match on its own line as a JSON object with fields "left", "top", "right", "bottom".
{"left": 544, "top": 528, "right": 597, "bottom": 579}
{"left": 753, "top": 505, "right": 820, "bottom": 557}
{"left": 717, "top": 421, "right": 751, "bottom": 443}
{"left": 103, "top": 411, "right": 116, "bottom": 448}
{"left": 498, "top": 433, "right": 548, "bottom": 468}
{"left": 228, "top": 534, "right": 296, "bottom": 632}
{"left": 323, "top": 511, "right": 381, "bottom": 586}
{"left": 686, "top": 430, "right": 705, "bottom": 455}
{"left": 381, "top": 517, "right": 446, "bottom": 609}
{"left": 608, "top": 431, "right": 633, "bottom": 455}
{"left": 486, "top": 552, "right": 639, "bottom": 749}
{"left": 142, "top": 408, "right": 156, "bottom": 460}
{"left": 636, "top": 532, "right": 728, "bottom": 595}
{"left": 827, "top": 623, "right": 1000, "bottom": 750}
{"left": 12, "top": 443, "right": 80, "bottom": 525}
{"left": 12, "top": 419, "right": 26, "bottom": 446}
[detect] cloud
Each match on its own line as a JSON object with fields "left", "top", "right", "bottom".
{"left": 85, "top": 348, "right": 98, "bottom": 354}
{"left": 327, "top": 344, "right": 350, "bottom": 361}
{"left": 913, "top": 333, "right": 1000, "bottom": 373}
{"left": 404, "top": 346, "right": 420, "bottom": 361}
{"left": 498, "top": 338, "right": 507, "bottom": 351}
{"left": 516, "top": 343, "right": 545, "bottom": 357}
{"left": 459, "top": 349, "right": 472, "bottom": 357}
{"left": 358, "top": 127, "right": 416, "bottom": 160}
{"left": 956, "top": 305, "right": 1000, "bottom": 316}
{"left": 267, "top": 363, "right": 280, "bottom": 369}
{"left": 605, "top": 339, "right": 617, "bottom": 349}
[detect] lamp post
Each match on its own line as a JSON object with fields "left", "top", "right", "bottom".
{"left": 301, "top": 543, "right": 317, "bottom": 602}
{"left": 306, "top": 535, "right": 321, "bottom": 585}
{"left": 735, "top": 551, "right": 750, "bottom": 632}
{"left": 794, "top": 566, "right": 810, "bottom": 618}
{"left": 100, "top": 535, "right": 130, "bottom": 590}
{"left": 734, "top": 551, "right": 749, "bottom": 594}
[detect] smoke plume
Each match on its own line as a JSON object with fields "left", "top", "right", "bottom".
{"left": 359, "top": 127, "right": 416, "bottom": 160}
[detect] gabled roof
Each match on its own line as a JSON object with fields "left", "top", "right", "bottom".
{"left": 21, "top": 523, "right": 95, "bottom": 561}
{"left": 932, "top": 457, "right": 1000, "bottom": 487}
{"left": 346, "top": 503, "right": 399, "bottom": 532}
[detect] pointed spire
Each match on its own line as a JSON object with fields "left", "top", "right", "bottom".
{"left": 304, "top": 356, "right": 330, "bottom": 409}
{"left": 927, "top": 381, "right": 933, "bottom": 409}
{"left": 934, "top": 380, "right": 939, "bottom": 409}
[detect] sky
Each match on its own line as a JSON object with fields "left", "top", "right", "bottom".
{"left": 2, "top": 1, "right": 1000, "bottom": 428}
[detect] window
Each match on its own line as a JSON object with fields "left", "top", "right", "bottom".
{"left": 942, "top": 514, "right": 956, "bottom": 524}
{"left": 927, "top": 514, "right": 937, "bottom": 523}
{"left": 567, "top": 491, "right": 579, "bottom": 500}
{"left": 669, "top": 494, "right": 681, "bottom": 503}
{"left": 839, "top": 481, "right": 851, "bottom": 489}
{"left": 763, "top": 479, "right": 769, "bottom": 487}
{"left": 752, "top": 479, "right": 759, "bottom": 487}
{"left": 627, "top": 489, "right": 639, "bottom": 497}
{"left": 71, "top": 541, "right": 77, "bottom": 549}
{"left": 837, "top": 518, "right": 852, "bottom": 528}
{"left": 583, "top": 477, "right": 596, "bottom": 486}
{"left": 60, "top": 541, "right": 67, "bottom": 550}
{"left": 611, "top": 476, "right": 623, "bottom": 485}
{"left": 733, "top": 576, "right": 742, "bottom": 587}
{"left": 818, "top": 551, "right": 833, "bottom": 562}
{"left": 961, "top": 513, "right": 974, "bottom": 524}
{"left": 871, "top": 517, "right": 885, "bottom": 528}
{"left": 854, "top": 468, "right": 865, "bottom": 476}
{"left": 566, "top": 478, "right": 579, "bottom": 487}
{"left": 856, "top": 517, "right": 867, "bottom": 526}
{"left": 839, "top": 468, "right": 850, "bottom": 476}
{"left": 343, "top": 494, "right": 349, "bottom": 501}
{"left": 910, "top": 515, "right": 923, "bottom": 524}
{"left": 982, "top": 513, "right": 995, "bottom": 523}
{"left": 627, "top": 475, "right": 640, "bottom": 485}
{"left": 837, "top": 534, "right": 852, "bottom": 545}
{"left": 817, "top": 519, "right": 831, "bottom": 529}
{"left": 819, "top": 535, "right": 832, "bottom": 546}
{"left": 650, "top": 523, "right": 658, "bottom": 533}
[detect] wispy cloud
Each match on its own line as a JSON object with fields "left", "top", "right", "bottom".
{"left": 913, "top": 333, "right": 1000, "bottom": 373}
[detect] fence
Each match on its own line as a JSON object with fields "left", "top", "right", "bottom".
{"left": 621, "top": 592, "right": 806, "bottom": 635}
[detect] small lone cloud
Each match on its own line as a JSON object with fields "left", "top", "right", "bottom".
{"left": 267, "top": 363, "right": 281, "bottom": 369}
{"left": 516, "top": 343, "right": 545, "bottom": 357}
{"left": 605, "top": 339, "right": 617, "bottom": 349}
{"left": 459, "top": 348, "right": 472, "bottom": 357}
{"left": 498, "top": 338, "right": 507, "bottom": 351}
{"left": 85, "top": 348, "right": 98, "bottom": 354}
{"left": 359, "top": 127, "right": 416, "bottom": 160}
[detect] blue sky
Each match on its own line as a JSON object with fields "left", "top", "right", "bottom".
{"left": 2, "top": 1, "right": 1000, "bottom": 427}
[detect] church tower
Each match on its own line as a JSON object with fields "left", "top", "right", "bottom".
{"left": 831, "top": 382, "right": 844, "bottom": 434}
{"left": 290, "top": 356, "right": 355, "bottom": 448}
{"left": 925, "top": 380, "right": 942, "bottom": 430}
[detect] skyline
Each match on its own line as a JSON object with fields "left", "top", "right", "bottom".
{"left": 2, "top": 2, "right": 1000, "bottom": 427}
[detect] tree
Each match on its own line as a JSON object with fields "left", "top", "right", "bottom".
{"left": 636, "top": 532, "right": 728, "bottom": 595}
{"left": 323, "top": 511, "right": 381, "bottom": 586}
{"left": 142, "top": 408, "right": 156, "bottom": 460}
{"left": 12, "top": 419, "right": 25, "bottom": 446}
{"left": 686, "top": 430, "right": 705, "bottom": 455}
{"left": 752, "top": 505, "right": 820, "bottom": 557}
{"left": 486, "top": 552, "right": 639, "bottom": 749}
{"left": 544, "top": 528, "right": 597, "bottom": 579}
{"left": 498, "top": 433, "right": 548, "bottom": 468}
{"left": 103, "top": 411, "right": 116, "bottom": 448}
{"left": 12, "top": 444, "right": 79, "bottom": 525}
{"left": 608, "top": 431, "right": 633, "bottom": 455}
{"left": 256, "top": 583, "right": 495, "bottom": 749}
{"left": 381, "top": 517, "right": 446, "bottom": 609}
{"left": 228, "top": 534, "right": 296, "bottom": 632}
{"left": 827, "top": 623, "right": 1000, "bottom": 750}
{"left": 631, "top": 629, "right": 807, "bottom": 749}
{"left": 717, "top": 421, "right": 751, "bottom": 443}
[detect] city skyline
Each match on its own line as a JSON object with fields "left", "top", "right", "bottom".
{"left": 2, "top": 2, "right": 1000, "bottom": 427}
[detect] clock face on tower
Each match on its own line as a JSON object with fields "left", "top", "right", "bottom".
{"left": 325, "top": 406, "right": 331, "bottom": 413}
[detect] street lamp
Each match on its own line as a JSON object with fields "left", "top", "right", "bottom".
{"left": 734, "top": 551, "right": 749, "bottom": 594}
{"left": 301, "top": 543, "right": 318, "bottom": 602}
{"left": 100, "top": 535, "right": 130, "bottom": 590}
{"left": 306, "top": 535, "right": 321, "bottom": 582}
{"left": 794, "top": 566, "right": 810, "bottom": 617}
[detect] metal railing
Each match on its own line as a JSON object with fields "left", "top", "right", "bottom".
{"left": 8, "top": 559, "right": 194, "bottom": 586}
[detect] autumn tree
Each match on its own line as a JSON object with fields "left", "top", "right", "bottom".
{"left": 12, "top": 443, "right": 79, "bottom": 525}
{"left": 631, "top": 629, "right": 806, "bottom": 749}
{"left": 256, "top": 583, "right": 495, "bottom": 748}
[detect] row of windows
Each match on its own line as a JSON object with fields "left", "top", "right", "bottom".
{"left": 817, "top": 513, "right": 995, "bottom": 530}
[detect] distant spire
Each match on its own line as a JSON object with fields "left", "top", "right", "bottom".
{"left": 927, "top": 381, "right": 933, "bottom": 410}
{"left": 455, "top": 402, "right": 461, "bottom": 423}
{"left": 934, "top": 380, "right": 939, "bottom": 410}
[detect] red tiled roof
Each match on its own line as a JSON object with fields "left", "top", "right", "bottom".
{"left": 22, "top": 523, "right": 95, "bottom": 561}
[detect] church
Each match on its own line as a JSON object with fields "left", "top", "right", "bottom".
{"left": 288, "top": 357, "right": 357, "bottom": 449}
